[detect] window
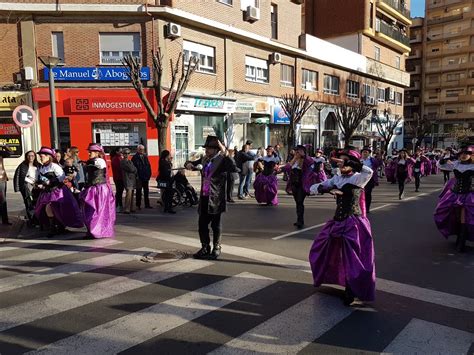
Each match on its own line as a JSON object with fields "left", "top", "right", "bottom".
{"left": 445, "top": 89, "right": 464, "bottom": 97}
{"left": 446, "top": 73, "right": 461, "bottom": 81}
{"left": 374, "top": 46, "right": 381, "bottom": 61}
{"left": 346, "top": 80, "right": 359, "bottom": 99}
{"left": 183, "top": 41, "right": 215, "bottom": 74}
{"left": 100, "top": 32, "right": 140, "bottom": 65}
{"left": 240, "top": 0, "right": 259, "bottom": 10}
{"left": 245, "top": 56, "right": 268, "bottom": 83}
{"left": 217, "top": 0, "right": 232, "bottom": 5}
{"left": 323, "top": 74, "right": 339, "bottom": 95}
{"left": 395, "top": 56, "right": 400, "bottom": 69}
{"left": 271, "top": 4, "right": 278, "bottom": 40}
{"left": 52, "top": 32, "right": 65, "bottom": 63}
{"left": 369, "top": 3, "right": 374, "bottom": 28}
{"left": 395, "top": 92, "right": 403, "bottom": 105}
{"left": 377, "top": 88, "right": 385, "bottom": 103}
{"left": 362, "top": 83, "right": 375, "bottom": 100}
{"left": 280, "top": 64, "right": 294, "bottom": 87}
{"left": 301, "top": 69, "right": 318, "bottom": 91}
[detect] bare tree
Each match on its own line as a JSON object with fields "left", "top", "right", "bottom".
{"left": 405, "top": 113, "right": 432, "bottom": 149}
{"left": 280, "top": 94, "right": 314, "bottom": 148}
{"left": 374, "top": 109, "right": 403, "bottom": 155}
{"left": 123, "top": 49, "right": 199, "bottom": 154}
{"left": 450, "top": 126, "right": 473, "bottom": 146}
{"left": 334, "top": 100, "right": 374, "bottom": 148}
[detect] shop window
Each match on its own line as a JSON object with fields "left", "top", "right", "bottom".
{"left": 99, "top": 32, "right": 141, "bottom": 65}
{"left": 183, "top": 41, "right": 216, "bottom": 74}
{"left": 280, "top": 64, "right": 294, "bottom": 87}
{"left": 52, "top": 32, "right": 65, "bottom": 64}
{"left": 346, "top": 80, "right": 359, "bottom": 99}
{"left": 323, "top": 75, "right": 339, "bottom": 95}
{"left": 194, "top": 115, "right": 226, "bottom": 149}
{"left": 245, "top": 56, "right": 269, "bottom": 83}
{"left": 93, "top": 122, "right": 147, "bottom": 153}
{"left": 301, "top": 69, "right": 318, "bottom": 91}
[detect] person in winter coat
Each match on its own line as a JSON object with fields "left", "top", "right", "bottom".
{"left": 111, "top": 148, "right": 124, "bottom": 212}
{"left": 158, "top": 150, "right": 175, "bottom": 214}
{"left": 120, "top": 148, "right": 137, "bottom": 214}
{"left": 132, "top": 144, "right": 152, "bottom": 210}
{"left": 13, "top": 150, "right": 40, "bottom": 224}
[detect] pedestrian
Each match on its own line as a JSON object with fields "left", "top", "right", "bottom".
{"left": 413, "top": 148, "right": 431, "bottom": 192}
{"left": 389, "top": 149, "right": 415, "bottom": 200}
{"left": 236, "top": 144, "right": 254, "bottom": 199}
{"left": 185, "top": 136, "right": 238, "bottom": 260}
{"left": 434, "top": 145, "right": 473, "bottom": 252}
{"left": 430, "top": 153, "right": 440, "bottom": 175}
{"left": 0, "top": 143, "right": 13, "bottom": 225}
{"left": 158, "top": 149, "right": 175, "bottom": 214}
{"left": 360, "top": 146, "right": 381, "bottom": 213}
{"left": 111, "top": 147, "right": 124, "bottom": 212}
{"left": 54, "top": 150, "right": 65, "bottom": 167}
{"left": 69, "top": 146, "right": 85, "bottom": 190}
{"left": 273, "top": 143, "right": 282, "bottom": 162}
{"left": 34, "top": 146, "right": 83, "bottom": 237}
{"left": 253, "top": 146, "right": 280, "bottom": 206}
{"left": 14, "top": 150, "right": 40, "bottom": 225}
{"left": 438, "top": 148, "right": 456, "bottom": 183}
{"left": 243, "top": 140, "right": 256, "bottom": 198}
{"left": 63, "top": 157, "right": 80, "bottom": 193}
{"left": 226, "top": 149, "right": 237, "bottom": 203}
{"left": 308, "top": 149, "right": 375, "bottom": 306}
{"left": 79, "top": 143, "right": 116, "bottom": 239}
{"left": 282, "top": 145, "right": 315, "bottom": 229}
{"left": 120, "top": 148, "right": 137, "bottom": 214}
{"left": 132, "top": 144, "right": 153, "bottom": 210}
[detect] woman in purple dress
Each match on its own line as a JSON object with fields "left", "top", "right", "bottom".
{"left": 35, "top": 147, "right": 84, "bottom": 237}
{"left": 253, "top": 146, "right": 280, "bottom": 206}
{"left": 434, "top": 145, "right": 473, "bottom": 252}
{"left": 79, "top": 143, "right": 116, "bottom": 239}
{"left": 312, "top": 148, "right": 328, "bottom": 184}
{"left": 308, "top": 149, "right": 375, "bottom": 306}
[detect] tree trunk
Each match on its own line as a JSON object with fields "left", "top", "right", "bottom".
{"left": 344, "top": 134, "right": 351, "bottom": 148}
{"left": 287, "top": 126, "right": 296, "bottom": 149}
{"left": 157, "top": 123, "right": 168, "bottom": 156}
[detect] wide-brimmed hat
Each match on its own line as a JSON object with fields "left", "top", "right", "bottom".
{"left": 87, "top": 143, "right": 104, "bottom": 153}
{"left": 315, "top": 148, "right": 323, "bottom": 154}
{"left": 459, "top": 145, "right": 474, "bottom": 154}
{"left": 295, "top": 145, "right": 307, "bottom": 154}
{"left": 337, "top": 149, "right": 361, "bottom": 162}
{"left": 37, "top": 146, "right": 55, "bottom": 156}
{"left": 361, "top": 146, "right": 372, "bottom": 153}
{"left": 203, "top": 136, "right": 220, "bottom": 149}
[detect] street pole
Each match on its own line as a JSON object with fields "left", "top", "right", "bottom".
{"left": 48, "top": 67, "right": 59, "bottom": 150}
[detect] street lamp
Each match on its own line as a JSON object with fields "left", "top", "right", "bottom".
{"left": 39, "top": 56, "right": 61, "bottom": 150}
{"left": 314, "top": 104, "right": 325, "bottom": 148}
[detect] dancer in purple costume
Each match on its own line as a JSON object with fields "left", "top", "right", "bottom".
{"left": 35, "top": 147, "right": 84, "bottom": 237}
{"left": 413, "top": 148, "right": 431, "bottom": 192}
{"left": 434, "top": 145, "right": 474, "bottom": 252}
{"left": 312, "top": 148, "right": 328, "bottom": 184}
{"left": 360, "top": 147, "right": 381, "bottom": 213}
{"left": 79, "top": 143, "right": 116, "bottom": 239}
{"left": 253, "top": 146, "right": 280, "bottom": 206}
{"left": 308, "top": 149, "right": 375, "bottom": 306}
{"left": 387, "top": 149, "right": 415, "bottom": 200}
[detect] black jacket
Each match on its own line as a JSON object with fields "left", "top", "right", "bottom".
{"left": 132, "top": 153, "right": 152, "bottom": 181}
{"left": 187, "top": 154, "right": 238, "bottom": 215}
{"left": 14, "top": 162, "right": 39, "bottom": 193}
{"left": 158, "top": 159, "right": 172, "bottom": 182}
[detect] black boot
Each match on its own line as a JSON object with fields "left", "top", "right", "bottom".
{"left": 193, "top": 244, "right": 211, "bottom": 259}
{"left": 46, "top": 218, "right": 58, "bottom": 238}
{"left": 209, "top": 243, "right": 221, "bottom": 260}
{"left": 456, "top": 224, "right": 467, "bottom": 253}
{"left": 343, "top": 285, "right": 355, "bottom": 306}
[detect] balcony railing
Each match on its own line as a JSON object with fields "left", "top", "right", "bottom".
{"left": 427, "top": 13, "right": 463, "bottom": 25}
{"left": 376, "top": 20, "right": 410, "bottom": 47}
{"left": 380, "top": 0, "right": 410, "bottom": 18}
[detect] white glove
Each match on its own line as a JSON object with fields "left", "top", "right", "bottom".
{"left": 309, "top": 184, "right": 320, "bottom": 195}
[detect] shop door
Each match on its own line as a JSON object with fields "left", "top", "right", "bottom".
{"left": 174, "top": 125, "right": 189, "bottom": 168}
{"left": 50, "top": 117, "right": 71, "bottom": 153}
{"left": 301, "top": 131, "right": 315, "bottom": 151}
{"left": 269, "top": 125, "right": 289, "bottom": 161}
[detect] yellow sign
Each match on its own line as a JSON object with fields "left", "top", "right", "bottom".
{"left": 0, "top": 92, "right": 28, "bottom": 110}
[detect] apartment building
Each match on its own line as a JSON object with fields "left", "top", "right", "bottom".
{"left": 423, "top": 0, "right": 474, "bottom": 148}
{"left": 1, "top": 0, "right": 410, "bottom": 171}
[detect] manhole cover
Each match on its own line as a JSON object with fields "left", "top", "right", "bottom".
{"left": 140, "top": 250, "right": 190, "bottom": 263}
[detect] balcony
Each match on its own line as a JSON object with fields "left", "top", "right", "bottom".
{"left": 377, "top": 0, "right": 412, "bottom": 25}
{"left": 375, "top": 19, "right": 411, "bottom": 52}
{"left": 405, "top": 97, "right": 420, "bottom": 106}
{"left": 407, "top": 49, "right": 421, "bottom": 59}
{"left": 458, "top": 94, "right": 474, "bottom": 102}
{"left": 407, "top": 65, "right": 421, "bottom": 74}
{"left": 427, "top": 13, "right": 463, "bottom": 25}
{"left": 406, "top": 81, "right": 421, "bottom": 90}
{"left": 409, "top": 34, "right": 422, "bottom": 44}
{"left": 426, "top": 44, "right": 474, "bottom": 58}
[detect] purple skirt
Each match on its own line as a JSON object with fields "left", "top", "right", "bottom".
{"left": 434, "top": 189, "right": 474, "bottom": 241}
{"left": 35, "top": 186, "right": 84, "bottom": 228}
{"left": 254, "top": 174, "right": 278, "bottom": 205}
{"left": 80, "top": 184, "right": 116, "bottom": 238}
{"left": 314, "top": 170, "right": 327, "bottom": 184}
{"left": 385, "top": 165, "right": 396, "bottom": 183}
{"left": 309, "top": 215, "right": 376, "bottom": 302}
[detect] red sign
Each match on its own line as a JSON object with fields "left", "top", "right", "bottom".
{"left": 0, "top": 123, "right": 20, "bottom": 136}
{"left": 70, "top": 97, "right": 145, "bottom": 113}
{"left": 12, "top": 105, "right": 37, "bottom": 128}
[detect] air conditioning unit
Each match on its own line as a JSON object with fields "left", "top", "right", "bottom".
{"left": 305, "top": 81, "right": 313, "bottom": 91}
{"left": 245, "top": 6, "right": 260, "bottom": 22}
{"left": 165, "top": 22, "right": 181, "bottom": 39}
{"left": 22, "top": 66, "right": 34, "bottom": 81}
{"left": 269, "top": 52, "right": 282, "bottom": 64}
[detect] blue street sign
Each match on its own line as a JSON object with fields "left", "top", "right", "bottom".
{"left": 43, "top": 67, "right": 150, "bottom": 81}
{"left": 273, "top": 105, "right": 290, "bottom": 124}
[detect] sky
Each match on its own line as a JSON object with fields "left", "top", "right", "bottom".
{"left": 411, "top": 0, "right": 426, "bottom": 18}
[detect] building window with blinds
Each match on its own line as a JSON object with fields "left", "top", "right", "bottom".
{"left": 376, "top": 88, "right": 385, "bottom": 103}
{"left": 52, "top": 32, "right": 65, "bottom": 64}
{"left": 99, "top": 32, "right": 141, "bottom": 65}
{"left": 323, "top": 74, "right": 339, "bottom": 95}
{"left": 183, "top": 41, "right": 216, "bottom": 74}
{"left": 301, "top": 69, "right": 318, "bottom": 91}
{"left": 280, "top": 64, "right": 294, "bottom": 87}
{"left": 245, "top": 56, "right": 269, "bottom": 83}
{"left": 346, "top": 80, "right": 359, "bottom": 99}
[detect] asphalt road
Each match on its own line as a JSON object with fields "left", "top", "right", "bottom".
{"left": 0, "top": 173, "right": 472, "bottom": 354}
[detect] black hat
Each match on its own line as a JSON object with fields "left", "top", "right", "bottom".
{"left": 295, "top": 145, "right": 307, "bottom": 154}
{"left": 361, "top": 146, "right": 372, "bottom": 153}
{"left": 203, "top": 135, "right": 220, "bottom": 149}
{"left": 245, "top": 140, "right": 253, "bottom": 145}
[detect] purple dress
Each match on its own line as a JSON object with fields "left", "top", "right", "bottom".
{"left": 253, "top": 156, "right": 279, "bottom": 205}
{"left": 79, "top": 158, "right": 116, "bottom": 238}
{"left": 35, "top": 163, "right": 84, "bottom": 228}
{"left": 283, "top": 156, "right": 317, "bottom": 195}
{"left": 308, "top": 166, "right": 376, "bottom": 302}
{"left": 313, "top": 157, "right": 328, "bottom": 184}
{"left": 434, "top": 162, "right": 474, "bottom": 241}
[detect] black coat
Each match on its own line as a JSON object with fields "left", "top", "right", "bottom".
{"left": 188, "top": 154, "right": 238, "bottom": 215}
{"left": 13, "top": 162, "right": 39, "bottom": 193}
{"left": 158, "top": 159, "right": 172, "bottom": 182}
{"left": 132, "top": 153, "right": 152, "bottom": 181}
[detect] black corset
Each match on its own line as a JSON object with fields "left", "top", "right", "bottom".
{"left": 452, "top": 169, "right": 473, "bottom": 194}
{"left": 334, "top": 184, "right": 362, "bottom": 221}
{"left": 40, "top": 171, "right": 61, "bottom": 191}
{"left": 263, "top": 161, "right": 276, "bottom": 176}
{"left": 85, "top": 160, "right": 107, "bottom": 186}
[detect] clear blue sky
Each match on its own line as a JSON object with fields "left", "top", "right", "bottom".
{"left": 411, "top": 0, "right": 425, "bottom": 17}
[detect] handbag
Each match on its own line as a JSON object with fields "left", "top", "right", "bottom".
{"left": 156, "top": 180, "right": 170, "bottom": 189}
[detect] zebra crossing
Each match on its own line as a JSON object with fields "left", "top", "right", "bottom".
{"left": 0, "top": 235, "right": 473, "bottom": 354}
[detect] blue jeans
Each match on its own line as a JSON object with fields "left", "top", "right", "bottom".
{"left": 238, "top": 174, "right": 247, "bottom": 197}
{"left": 244, "top": 171, "right": 253, "bottom": 195}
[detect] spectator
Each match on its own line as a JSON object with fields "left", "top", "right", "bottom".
{"left": 274, "top": 144, "right": 282, "bottom": 162}
{"left": 226, "top": 149, "right": 238, "bottom": 203}
{"left": 0, "top": 143, "right": 12, "bottom": 225}
{"left": 14, "top": 149, "right": 39, "bottom": 224}
{"left": 236, "top": 144, "right": 253, "bottom": 199}
{"left": 55, "top": 150, "right": 65, "bottom": 166}
{"left": 132, "top": 144, "right": 152, "bottom": 210}
{"left": 111, "top": 148, "right": 124, "bottom": 212}
{"left": 243, "top": 140, "right": 256, "bottom": 198}
{"left": 69, "top": 146, "right": 85, "bottom": 190}
{"left": 158, "top": 150, "right": 175, "bottom": 214}
{"left": 120, "top": 148, "right": 137, "bottom": 214}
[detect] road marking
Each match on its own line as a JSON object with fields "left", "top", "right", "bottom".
{"left": 210, "top": 293, "right": 353, "bottom": 354}
{"left": 0, "top": 234, "right": 82, "bottom": 251}
{"left": 272, "top": 203, "right": 393, "bottom": 240}
{"left": 130, "top": 230, "right": 474, "bottom": 312}
{"left": 0, "top": 259, "right": 212, "bottom": 332}
{"left": 30, "top": 272, "right": 275, "bottom": 355}
{"left": 383, "top": 318, "right": 474, "bottom": 354}
{"left": 0, "top": 247, "right": 155, "bottom": 294}
{"left": 0, "top": 239, "right": 121, "bottom": 268}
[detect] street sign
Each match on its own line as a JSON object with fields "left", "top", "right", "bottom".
{"left": 12, "top": 105, "right": 36, "bottom": 128}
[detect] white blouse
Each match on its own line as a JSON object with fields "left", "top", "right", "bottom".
{"left": 310, "top": 166, "right": 373, "bottom": 194}
{"left": 38, "top": 163, "right": 65, "bottom": 182}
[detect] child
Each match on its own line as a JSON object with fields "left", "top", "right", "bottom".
{"left": 63, "top": 157, "right": 80, "bottom": 193}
